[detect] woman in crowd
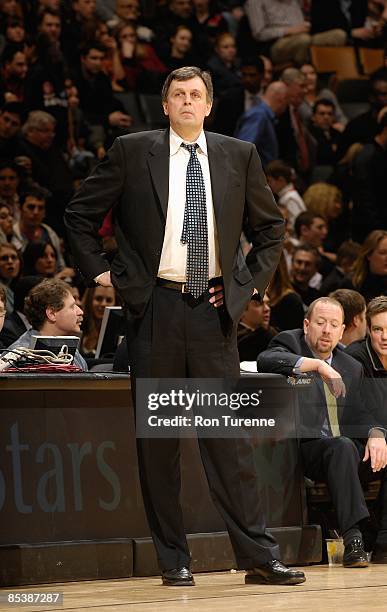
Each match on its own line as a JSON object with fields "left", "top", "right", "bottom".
{"left": 267, "top": 253, "right": 305, "bottom": 332}
{"left": 0, "top": 240, "right": 21, "bottom": 311}
{"left": 162, "top": 25, "right": 198, "bottom": 71}
{"left": 22, "top": 241, "right": 75, "bottom": 281}
{"left": 342, "top": 230, "right": 387, "bottom": 301}
{"left": 303, "top": 182, "right": 345, "bottom": 254}
{"left": 207, "top": 31, "right": 241, "bottom": 95}
{"left": 299, "top": 63, "right": 347, "bottom": 131}
{"left": 113, "top": 22, "right": 166, "bottom": 92}
{"left": 80, "top": 285, "right": 116, "bottom": 357}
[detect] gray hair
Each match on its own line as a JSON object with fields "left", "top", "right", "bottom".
{"left": 22, "top": 111, "right": 56, "bottom": 135}
{"left": 161, "top": 66, "right": 213, "bottom": 103}
{"left": 281, "top": 67, "right": 305, "bottom": 85}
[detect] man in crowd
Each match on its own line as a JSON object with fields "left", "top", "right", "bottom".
{"left": 0, "top": 44, "right": 29, "bottom": 104}
{"left": 330, "top": 289, "right": 367, "bottom": 348}
{"left": 309, "top": 99, "right": 342, "bottom": 174}
{"left": 291, "top": 244, "right": 321, "bottom": 306}
{"left": 320, "top": 241, "right": 361, "bottom": 295}
{"left": 0, "top": 101, "right": 25, "bottom": 161}
{"left": 237, "top": 293, "right": 276, "bottom": 361}
{"left": 258, "top": 297, "right": 387, "bottom": 566}
{"left": 294, "top": 211, "right": 334, "bottom": 280}
{"left": 235, "top": 81, "right": 289, "bottom": 166}
{"left": 0, "top": 278, "right": 87, "bottom": 370}
{"left": 265, "top": 160, "right": 306, "bottom": 231}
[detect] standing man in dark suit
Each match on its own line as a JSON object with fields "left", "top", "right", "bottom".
{"left": 65, "top": 66, "right": 306, "bottom": 586}
{"left": 258, "top": 297, "right": 387, "bottom": 566}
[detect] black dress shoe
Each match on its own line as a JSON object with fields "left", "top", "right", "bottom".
{"left": 372, "top": 543, "right": 387, "bottom": 564}
{"left": 343, "top": 537, "right": 369, "bottom": 567}
{"left": 245, "top": 560, "right": 306, "bottom": 585}
{"left": 162, "top": 567, "right": 195, "bottom": 586}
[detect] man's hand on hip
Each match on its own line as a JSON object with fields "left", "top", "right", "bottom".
{"left": 94, "top": 271, "right": 113, "bottom": 287}
{"left": 209, "top": 284, "right": 223, "bottom": 308}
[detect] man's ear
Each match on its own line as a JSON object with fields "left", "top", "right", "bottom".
{"left": 303, "top": 318, "right": 309, "bottom": 336}
{"left": 46, "top": 306, "right": 56, "bottom": 323}
{"left": 162, "top": 101, "right": 169, "bottom": 117}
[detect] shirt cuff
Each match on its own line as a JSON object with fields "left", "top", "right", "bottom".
{"left": 94, "top": 271, "right": 109, "bottom": 284}
{"left": 292, "top": 357, "right": 305, "bottom": 374}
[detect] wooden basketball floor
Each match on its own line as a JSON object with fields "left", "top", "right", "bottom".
{"left": 1, "top": 566, "right": 387, "bottom": 612}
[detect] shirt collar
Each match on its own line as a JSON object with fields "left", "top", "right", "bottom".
{"left": 169, "top": 127, "right": 208, "bottom": 157}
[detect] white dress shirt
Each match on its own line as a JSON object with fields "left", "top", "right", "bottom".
{"left": 158, "top": 128, "right": 221, "bottom": 282}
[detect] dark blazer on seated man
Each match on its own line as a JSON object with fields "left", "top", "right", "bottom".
{"left": 257, "top": 297, "right": 387, "bottom": 566}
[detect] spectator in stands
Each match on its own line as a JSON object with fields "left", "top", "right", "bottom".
{"left": 303, "top": 182, "right": 344, "bottom": 253}
{"left": 0, "top": 203, "right": 13, "bottom": 242}
{"left": 330, "top": 289, "right": 367, "bottom": 347}
{"left": 62, "top": 0, "right": 99, "bottom": 68}
{"left": 237, "top": 293, "right": 276, "bottom": 361}
{"left": 0, "top": 0, "right": 23, "bottom": 21}
{"left": 162, "top": 25, "right": 198, "bottom": 71}
{"left": 339, "top": 69, "right": 387, "bottom": 156}
{"left": 294, "top": 210, "right": 335, "bottom": 281}
{"left": 342, "top": 230, "right": 387, "bottom": 301}
{"left": 311, "top": 0, "right": 385, "bottom": 48}
{"left": 1, "top": 278, "right": 87, "bottom": 370}
{"left": 113, "top": 22, "right": 166, "bottom": 93}
{"left": 12, "top": 186, "right": 64, "bottom": 265}
{"left": 22, "top": 240, "right": 74, "bottom": 282}
{"left": 0, "top": 44, "right": 28, "bottom": 103}
{"left": 37, "top": 8, "right": 62, "bottom": 46}
{"left": 4, "top": 18, "right": 25, "bottom": 46}
{"left": 267, "top": 252, "right": 305, "bottom": 330}
{"left": 291, "top": 244, "right": 321, "bottom": 306}
{"left": 346, "top": 295, "right": 387, "bottom": 378}
{"left": 265, "top": 160, "right": 306, "bottom": 231}
{"left": 153, "top": 0, "right": 193, "bottom": 59}
{"left": 260, "top": 55, "right": 273, "bottom": 91}
{"left": 277, "top": 68, "right": 316, "bottom": 181}
{"left": 189, "top": 0, "right": 228, "bottom": 61}
{"left": 351, "top": 110, "right": 387, "bottom": 242}
{"left": 74, "top": 42, "right": 132, "bottom": 156}
{"left": 80, "top": 285, "right": 116, "bottom": 357}
{"left": 207, "top": 32, "right": 241, "bottom": 96}
{"left": 235, "top": 81, "right": 288, "bottom": 165}
{"left": 0, "top": 274, "right": 40, "bottom": 347}
{"left": 108, "top": 0, "right": 154, "bottom": 43}
{"left": 0, "top": 240, "right": 21, "bottom": 311}
{"left": 0, "top": 101, "right": 25, "bottom": 161}
{"left": 321, "top": 240, "right": 361, "bottom": 295}
{"left": 0, "top": 160, "right": 20, "bottom": 219}
{"left": 213, "top": 56, "right": 265, "bottom": 136}
{"left": 17, "top": 111, "right": 73, "bottom": 235}
{"left": 309, "top": 99, "right": 343, "bottom": 177}
{"left": 244, "top": 0, "right": 346, "bottom": 65}
{"left": 257, "top": 296, "right": 387, "bottom": 568}
{"left": 299, "top": 63, "right": 347, "bottom": 130}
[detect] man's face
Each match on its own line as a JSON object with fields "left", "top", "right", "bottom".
{"left": 21, "top": 196, "right": 46, "bottom": 227}
{"left": 48, "top": 291, "right": 83, "bottom": 335}
{"left": 163, "top": 76, "right": 212, "bottom": 136}
{"left": 369, "top": 312, "right": 387, "bottom": 360}
{"left": 39, "top": 14, "right": 61, "bottom": 42}
{"left": 116, "top": 0, "right": 140, "bottom": 20}
{"left": 292, "top": 250, "right": 317, "bottom": 286}
{"left": 82, "top": 49, "right": 104, "bottom": 75}
{"left": 73, "top": 0, "right": 96, "bottom": 19}
{"left": 0, "top": 205, "right": 14, "bottom": 235}
{"left": 0, "top": 167, "right": 18, "bottom": 198}
{"left": 313, "top": 104, "right": 335, "bottom": 130}
{"left": 301, "top": 217, "right": 327, "bottom": 247}
{"left": 241, "top": 295, "right": 270, "bottom": 330}
{"left": 304, "top": 301, "right": 344, "bottom": 359}
{"left": 241, "top": 65, "right": 263, "bottom": 94}
{"left": 0, "top": 246, "right": 20, "bottom": 279}
{"left": 6, "top": 51, "right": 28, "bottom": 79}
{"left": 169, "top": 0, "right": 192, "bottom": 19}
{"left": 370, "top": 79, "right": 387, "bottom": 111}
{"left": 288, "top": 78, "right": 306, "bottom": 107}
{"left": 29, "top": 122, "right": 56, "bottom": 150}
{"left": 0, "top": 111, "right": 21, "bottom": 138}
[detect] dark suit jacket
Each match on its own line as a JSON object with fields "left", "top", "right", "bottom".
{"left": 257, "top": 329, "right": 381, "bottom": 439}
{"left": 64, "top": 129, "right": 284, "bottom": 324}
{"left": 0, "top": 311, "right": 28, "bottom": 348}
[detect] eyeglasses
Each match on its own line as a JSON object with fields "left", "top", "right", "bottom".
{"left": 0, "top": 254, "right": 18, "bottom": 262}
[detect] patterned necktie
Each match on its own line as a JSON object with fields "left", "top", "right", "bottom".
{"left": 180, "top": 143, "right": 208, "bottom": 298}
{"left": 323, "top": 382, "right": 341, "bottom": 437}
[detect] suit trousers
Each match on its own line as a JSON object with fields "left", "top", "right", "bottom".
{"left": 128, "top": 284, "right": 280, "bottom": 570}
{"left": 301, "top": 437, "right": 387, "bottom": 536}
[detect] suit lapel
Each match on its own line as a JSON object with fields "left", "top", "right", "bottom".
{"left": 147, "top": 129, "right": 170, "bottom": 219}
{"left": 205, "top": 132, "right": 229, "bottom": 226}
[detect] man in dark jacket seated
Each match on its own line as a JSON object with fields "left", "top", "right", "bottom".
{"left": 258, "top": 297, "right": 387, "bottom": 565}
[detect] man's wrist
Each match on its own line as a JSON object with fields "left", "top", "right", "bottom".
{"left": 368, "top": 427, "right": 387, "bottom": 439}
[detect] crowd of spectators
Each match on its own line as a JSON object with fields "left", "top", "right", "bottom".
{"left": 0, "top": 0, "right": 386, "bottom": 370}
